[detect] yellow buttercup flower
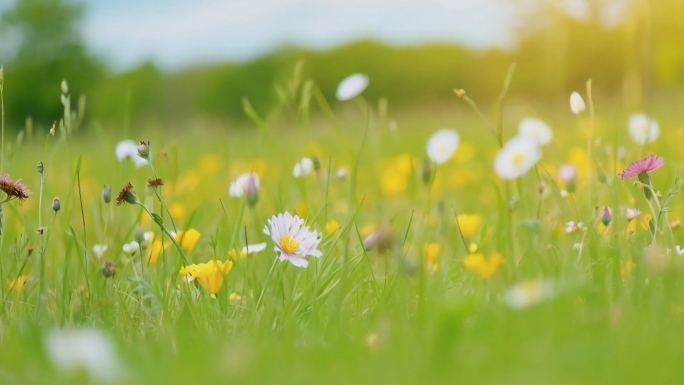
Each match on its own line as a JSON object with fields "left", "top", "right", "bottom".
{"left": 148, "top": 240, "right": 164, "bottom": 266}
{"left": 175, "top": 229, "right": 201, "bottom": 252}
{"left": 423, "top": 243, "right": 442, "bottom": 272}
{"left": 9, "top": 275, "right": 28, "bottom": 294}
{"left": 325, "top": 219, "right": 340, "bottom": 234}
{"left": 180, "top": 260, "right": 233, "bottom": 295}
{"left": 464, "top": 252, "right": 503, "bottom": 279}
{"left": 456, "top": 214, "right": 482, "bottom": 239}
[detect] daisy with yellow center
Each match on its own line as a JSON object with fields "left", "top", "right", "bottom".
{"left": 494, "top": 136, "right": 541, "bottom": 180}
{"left": 264, "top": 212, "right": 322, "bottom": 268}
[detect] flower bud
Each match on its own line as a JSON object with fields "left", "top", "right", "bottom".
{"left": 102, "top": 185, "right": 111, "bottom": 204}
{"left": 312, "top": 156, "right": 321, "bottom": 172}
{"left": 420, "top": 160, "right": 431, "bottom": 185}
{"left": 336, "top": 167, "right": 348, "bottom": 180}
{"left": 558, "top": 164, "right": 577, "bottom": 192}
{"left": 601, "top": 207, "right": 612, "bottom": 226}
{"left": 137, "top": 141, "right": 150, "bottom": 160}
{"left": 101, "top": 261, "right": 116, "bottom": 278}
{"left": 244, "top": 174, "right": 259, "bottom": 207}
{"left": 570, "top": 92, "right": 586, "bottom": 115}
{"left": 60, "top": 79, "right": 69, "bottom": 95}
{"left": 52, "top": 197, "right": 61, "bottom": 212}
{"left": 134, "top": 227, "right": 146, "bottom": 244}
{"left": 37, "top": 161, "right": 44, "bottom": 175}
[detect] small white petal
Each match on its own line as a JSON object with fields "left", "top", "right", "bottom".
{"left": 336, "top": 73, "right": 369, "bottom": 101}
{"left": 242, "top": 242, "right": 267, "bottom": 254}
{"left": 518, "top": 118, "right": 553, "bottom": 145}
{"left": 569, "top": 92, "right": 586, "bottom": 115}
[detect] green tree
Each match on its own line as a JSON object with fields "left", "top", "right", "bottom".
{"left": 1, "top": 0, "right": 103, "bottom": 129}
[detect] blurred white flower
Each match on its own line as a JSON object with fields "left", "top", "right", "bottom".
{"left": 44, "top": 328, "right": 122, "bottom": 382}
{"left": 676, "top": 245, "right": 684, "bottom": 257}
{"left": 264, "top": 212, "right": 322, "bottom": 268}
{"left": 115, "top": 140, "right": 148, "bottom": 168}
{"left": 122, "top": 241, "right": 140, "bottom": 255}
{"left": 565, "top": 221, "right": 584, "bottom": 233}
{"left": 494, "top": 136, "right": 541, "bottom": 180}
{"left": 293, "top": 158, "right": 314, "bottom": 178}
{"left": 92, "top": 244, "right": 108, "bottom": 259}
{"left": 336, "top": 73, "right": 369, "bottom": 101}
{"left": 335, "top": 167, "right": 348, "bottom": 180}
{"left": 229, "top": 173, "right": 260, "bottom": 198}
{"left": 622, "top": 207, "right": 641, "bottom": 221}
{"left": 518, "top": 117, "right": 553, "bottom": 145}
{"left": 569, "top": 91, "right": 586, "bottom": 115}
{"left": 628, "top": 113, "right": 659, "bottom": 145}
{"left": 504, "top": 280, "right": 556, "bottom": 310}
{"left": 426, "top": 129, "right": 460, "bottom": 164}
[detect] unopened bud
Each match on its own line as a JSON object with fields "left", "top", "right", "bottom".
{"left": 601, "top": 207, "right": 612, "bottom": 226}
{"left": 312, "top": 156, "right": 321, "bottom": 171}
{"left": 671, "top": 220, "right": 681, "bottom": 231}
{"left": 101, "top": 261, "right": 116, "bottom": 278}
{"left": 420, "top": 160, "right": 431, "bottom": 185}
{"left": 0, "top": 66, "right": 4, "bottom": 85}
{"left": 558, "top": 164, "right": 577, "bottom": 192}
{"left": 37, "top": 161, "right": 44, "bottom": 175}
{"left": 137, "top": 141, "right": 150, "bottom": 160}
{"left": 60, "top": 79, "right": 69, "bottom": 94}
{"left": 52, "top": 197, "right": 61, "bottom": 212}
{"left": 102, "top": 185, "right": 111, "bottom": 204}
{"left": 336, "top": 167, "right": 348, "bottom": 180}
{"left": 134, "top": 227, "right": 146, "bottom": 244}
{"left": 244, "top": 174, "right": 259, "bottom": 207}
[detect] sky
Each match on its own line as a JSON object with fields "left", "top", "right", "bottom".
{"left": 81, "top": 0, "right": 517, "bottom": 70}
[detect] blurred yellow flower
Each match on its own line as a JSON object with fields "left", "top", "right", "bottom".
{"left": 169, "top": 203, "right": 187, "bottom": 221}
{"left": 197, "top": 154, "right": 221, "bottom": 176}
{"left": 628, "top": 214, "right": 652, "bottom": 234}
{"left": 380, "top": 154, "right": 415, "bottom": 197}
{"left": 622, "top": 260, "right": 635, "bottom": 278}
{"left": 464, "top": 252, "right": 503, "bottom": 279}
{"left": 148, "top": 240, "right": 164, "bottom": 266}
{"left": 325, "top": 219, "right": 340, "bottom": 234}
{"left": 180, "top": 260, "right": 233, "bottom": 295}
{"left": 175, "top": 229, "right": 201, "bottom": 252}
{"left": 295, "top": 201, "right": 309, "bottom": 218}
{"left": 176, "top": 172, "right": 200, "bottom": 195}
{"left": 8, "top": 275, "right": 28, "bottom": 294}
{"left": 454, "top": 141, "right": 476, "bottom": 163}
{"left": 423, "top": 243, "right": 441, "bottom": 272}
{"left": 456, "top": 214, "right": 482, "bottom": 239}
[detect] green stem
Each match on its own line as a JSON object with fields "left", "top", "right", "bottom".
{"left": 136, "top": 202, "right": 190, "bottom": 266}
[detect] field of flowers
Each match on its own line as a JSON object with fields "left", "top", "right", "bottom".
{"left": 2, "top": 72, "right": 684, "bottom": 384}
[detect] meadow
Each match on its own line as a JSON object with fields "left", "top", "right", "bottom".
{"left": 1, "top": 71, "right": 684, "bottom": 385}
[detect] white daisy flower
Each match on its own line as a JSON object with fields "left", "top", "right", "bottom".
{"left": 336, "top": 73, "right": 369, "bottom": 101}
{"left": 628, "top": 113, "right": 659, "bottom": 145}
{"left": 115, "top": 140, "right": 148, "bottom": 168}
{"left": 44, "top": 328, "right": 122, "bottom": 382}
{"left": 504, "top": 280, "right": 556, "bottom": 310}
{"left": 494, "top": 136, "right": 541, "bottom": 180}
{"left": 569, "top": 91, "right": 586, "bottom": 115}
{"left": 293, "top": 158, "right": 314, "bottom": 178}
{"left": 622, "top": 207, "right": 641, "bottom": 221}
{"left": 518, "top": 117, "right": 553, "bottom": 145}
{"left": 229, "top": 172, "right": 260, "bottom": 197}
{"left": 122, "top": 241, "right": 139, "bottom": 255}
{"left": 263, "top": 212, "right": 322, "bottom": 268}
{"left": 426, "top": 129, "right": 460, "bottom": 164}
{"left": 92, "top": 244, "right": 108, "bottom": 258}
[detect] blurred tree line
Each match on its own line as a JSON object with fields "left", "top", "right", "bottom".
{"left": 1, "top": 0, "right": 684, "bottom": 131}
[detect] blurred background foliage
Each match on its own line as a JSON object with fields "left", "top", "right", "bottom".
{"left": 1, "top": 0, "right": 683, "bottom": 131}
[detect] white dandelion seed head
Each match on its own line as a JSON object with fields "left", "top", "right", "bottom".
{"left": 263, "top": 212, "right": 322, "bottom": 268}
{"left": 426, "top": 129, "right": 460, "bottom": 164}
{"left": 293, "top": 158, "right": 314, "bottom": 178}
{"left": 569, "top": 92, "right": 586, "bottom": 115}
{"left": 336, "top": 73, "right": 369, "bottom": 101}
{"left": 115, "top": 140, "right": 149, "bottom": 168}
{"left": 518, "top": 117, "right": 553, "bottom": 145}
{"left": 44, "top": 328, "right": 122, "bottom": 382}
{"left": 229, "top": 172, "right": 260, "bottom": 197}
{"left": 494, "top": 136, "right": 542, "bottom": 180}
{"left": 628, "top": 113, "right": 659, "bottom": 145}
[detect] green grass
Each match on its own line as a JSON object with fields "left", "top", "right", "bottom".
{"left": 1, "top": 81, "right": 684, "bottom": 385}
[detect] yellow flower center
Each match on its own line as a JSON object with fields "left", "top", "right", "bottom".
{"left": 511, "top": 152, "right": 526, "bottom": 166}
{"left": 279, "top": 234, "right": 300, "bottom": 254}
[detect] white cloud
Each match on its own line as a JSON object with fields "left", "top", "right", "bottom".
{"left": 83, "top": 0, "right": 515, "bottom": 69}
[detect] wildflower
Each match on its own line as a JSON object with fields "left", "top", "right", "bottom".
{"left": 180, "top": 260, "right": 233, "bottom": 295}
{"left": 336, "top": 167, "right": 348, "bottom": 180}
{"left": 0, "top": 175, "right": 31, "bottom": 202}
{"left": 335, "top": 73, "right": 369, "bottom": 101}
{"left": 464, "top": 252, "right": 504, "bottom": 278}
{"left": 628, "top": 113, "right": 659, "bottom": 145}
{"left": 175, "top": 229, "right": 201, "bottom": 252}
{"left": 44, "top": 328, "right": 122, "bottom": 382}
{"left": 122, "top": 241, "right": 140, "bottom": 255}
{"left": 494, "top": 136, "right": 541, "bottom": 180}
{"left": 115, "top": 182, "right": 138, "bottom": 205}
{"left": 619, "top": 154, "right": 664, "bottom": 180}
{"left": 293, "top": 157, "right": 314, "bottom": 178}
{"left": 622, "top": 207, "right": 641, "bottom": 221}
{"left": 518, "top": 118, "right": 552, "bottom": 145}
{"left": 148, "top": 240, "right": 163, "bottom": 265}
{"left": 147, "top": 178, "right": 164, "bottom": 188}
{"left": 504, "top": 280, "right": 556, "bottom": 309}
{"left": 423, "top": 243, "right": 441, "bottom": 272}
{"left": 102, "top": 185, "right": 111, "bottom": 204}
{"left": 601, "top": 207, "right": 612, "bottom": 226}
{"left": 558, "top": 164, "right": 577, "bottom": 192}
{"left": 92, "top": 244, "right": 108, "bottom": 258}
{"left": 264, "top": 212, "right": 322, "bottom": 268}
{"left": 229, "top": 243, "right": 267, "bottom": 260}
{"left": 426, "top": 129, "right": 460, "bottom": 164}
{"left": 628, "top": 214, "right": 651, "bottom": 234}
{"left": 363, "top": 226, "right": 394, "bottom": 253}
{"left": 229, "top": 292, "right": 242, "bottom": 301}
{"left": 37, "top": 161, "right": 44, "bottom": 174}
{"left": 115, "top": 140, "right": 148, "bottom": 167}
{"left": 137, "top": 141, "right": 150, "bottom": 160}
{"left": 569, "top": 91, "right": 586, "bottom": 114}
{"left": 456, "top": 214, "right": 482, "bottom": 239}
{"left": 9, "top": 275, "right": 28, "bottom": 294}
{"left": 325, "top": 219, "right": 340, "bottom": 234}
{"left": 229, "top": 173, "right": 260, "bottom": 206}
{"left": 101, "top": 261, "right": 116, "bottom": 278}
{"left": 565, "top": 221, "right": 584, "bottom": 233}
{"left": 52, "top": 197, "right": 61, "bottom": 212}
